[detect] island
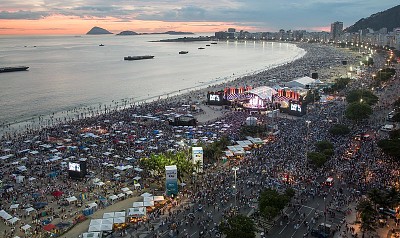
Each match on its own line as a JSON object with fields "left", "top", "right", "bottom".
{"left": 86, "top": 26, "right": 113, "bottom": 35}
{"left": 116, "top": 31, "right": 140, "bottom": 36}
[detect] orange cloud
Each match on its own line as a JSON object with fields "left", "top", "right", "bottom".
{"left": 0, "top": 15, "right": 255, "bottom": 35}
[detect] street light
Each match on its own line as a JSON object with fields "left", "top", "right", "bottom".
{"left": 232, "top": 167, "right": 239, "bottom": 211}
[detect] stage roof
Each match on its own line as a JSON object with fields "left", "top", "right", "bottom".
{"left": 247, "top": 86, "right": 277, "bottom": 100}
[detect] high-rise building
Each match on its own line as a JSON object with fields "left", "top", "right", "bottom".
{"left": 227, "top": 28, "right": 236, "bottom": 33}
{"left": 330, "top": 21, "right": 343, "bottom": 41}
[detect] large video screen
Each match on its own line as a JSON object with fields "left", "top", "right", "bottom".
{"left": 68, "top": 162, "right": 81, "bottom": 172}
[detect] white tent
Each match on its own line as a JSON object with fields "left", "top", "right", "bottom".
{"left": 25, "top": 207, "right": 35, "bottom": 214}
{"left": 0, "top": 210, "right": 12, "bottom": 220}
{"left": 66, "top": 196, "right": 78, "bottom": 203}
{"left": 153, "top": 196, "right": 165, "bottom": 202}
{"left": 102, "top": 212, "right": 115, "bottom": 219}
{"left": 286, "top": 76, "right": 316, "bottom": 88}
{"left": 87, "top": 202, "right": 98, "bottom": 209}
{"left": 10, "top": 204, "right": 19, "bottom": 209}
{"left": 21, "top": 224, "right": 31, "bottom": 232}
{"left": 88, "top": 225, "right": 101, "bottom": 232}
{"left": 140, "top": 192, "right": 152, "bottom": 197}
{"left": 127, "top": 207, "right": 146, "bottom": 217}
{"left": 109, "top": 194, "right": 118, "bottom": 201}
{"left": 115, "top": 211, "right": 126, "bottom": 217}
{"left": 89, "top": 219, "right": 103, "bottom": 226}
{"left": 7, "top": 217, "right": 20, "bottom": 225}
{"left": 113, "top": 217, "right": 126, "bottom": 224}
{"left": 132, "top": 202, "right": 144, "bottom": 208}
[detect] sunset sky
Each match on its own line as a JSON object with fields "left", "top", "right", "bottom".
{"left": 0, "top": 0, "right": 398, "bottom": 35}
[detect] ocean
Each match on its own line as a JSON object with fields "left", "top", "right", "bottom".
{"left": 0, "top": 34, "right": 305, "bottom": 133}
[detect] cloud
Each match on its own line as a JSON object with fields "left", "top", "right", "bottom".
{"left": 0, "top": 10, "right": 50, "bottom": 20}
{"left": 0, "top": 0, "right": 398, "bottom": 31}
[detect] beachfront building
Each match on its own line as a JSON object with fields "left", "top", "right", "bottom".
{"left": 331, "top": 21, "right": 344, "bottom": 41}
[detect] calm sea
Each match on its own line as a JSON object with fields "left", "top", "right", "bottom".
{"left": 0, "top": 34, "right": 305, "bottom": 131}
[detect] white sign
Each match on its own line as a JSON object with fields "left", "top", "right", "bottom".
{"left": 192, "top": 147, "right": 203, "bottom": 173}
{"left": 165, "top": 165, "right": 177, "bottom": 180}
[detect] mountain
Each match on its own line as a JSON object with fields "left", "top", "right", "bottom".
{"left": 116, "top": 31, "right": 139, "bottom": 36}
{"left": 345, "top": 5, "right": 400, "bottom": 33}
{"left": 86, "top": 26, "right": 113, "bottom": 35}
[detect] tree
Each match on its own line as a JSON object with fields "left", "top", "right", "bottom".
{"left": 219, "top": 214, "right": 256, "bottom": 238}
{"left": 356, "top": 200, "right": 377, "bottom": 233}
{"left": 346, "top": 89, "right": 378, "bottom": 106}
{"left": 345, "top": 102, "right": 373, "bottom": 122}
{"left": 307, "top": 152, "right": 327, "bottom": 167}
{"left": 258, "top": 189, "right": 292, "bottom": 220}
{"left": 329, "top": 124, "right": 350, "bottom": 136}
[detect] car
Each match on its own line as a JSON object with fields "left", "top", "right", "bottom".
{"left": 381, "top": 124, "right": 395, "bottom": 132}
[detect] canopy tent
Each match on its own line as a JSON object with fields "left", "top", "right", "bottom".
{"left": 114, "top": 211, "right": 126, "bottom": 217}
{"left": 102, "top": 212, "right": 115, "bottom": 219}
{"left": 21, "top": 224, "right": 31, "bottom": 232}
{"left": 153, "top": 196, "right": 165, "bottom": 202}
{"left": 133, "top": 202, "right": 144, "bottom": 208}
{"left": 87, "top": 202, "right": 98, "bottom": 209}
{"left": 25, "top": 207, "right": 36, "bottom": 214}
{"left": 127, "top": 207, "right": 146, "bottom": 217}
{"left": 10, "top": 204, "right": 19, "bottom": 209}
{"left": 51, "top": 191, "right": 63, "bottom": 197}
{"left": 66, "top": 196, "right": 78, "bottom": 203}
{"left": 113, "top": 216, "right": 126, "bottom": 224}
{"left": 0, "top": 210, "right": 12, "bottom": 220}
{"left": 140, "top": 192, "right": 152, "bottom": 197}
{"left": 108, "top": 195, "right": 118, "bottom": 201}
{"left": 7, "top": 217, "right": 20, "bottom": 225}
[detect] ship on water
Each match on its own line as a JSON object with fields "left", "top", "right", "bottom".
{"left": 0, "top": 66, "right": 29, "bottom": 73}
{"left": 179, "top": 51, "right": 189, "bottom": 54}
{"left": 124, "top": 55, "right": 155, "bottom": 61}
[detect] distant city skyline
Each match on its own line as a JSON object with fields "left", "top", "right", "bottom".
{"left": 0, "top": 0, "right": 398, "bottom": 35}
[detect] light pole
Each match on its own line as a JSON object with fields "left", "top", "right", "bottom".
{"left": 232, "top": 167, "right": 239, "bottom": 212}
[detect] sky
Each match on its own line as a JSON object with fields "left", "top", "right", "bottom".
{"left": 0, "top": 0, "right": 398, "bottom": 35}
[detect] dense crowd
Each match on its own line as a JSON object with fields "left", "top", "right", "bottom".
{"left": 1, "top": 42, "right": 397, "bottom": 238}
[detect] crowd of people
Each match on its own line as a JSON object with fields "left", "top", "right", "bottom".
{"left": 1, "top": 42, "right": 398, "bottom": 238}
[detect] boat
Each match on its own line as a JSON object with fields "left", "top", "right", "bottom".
{"left": 124, "top": 55, "right": 155, "bottom": 61}
{"left": 198, "top": 47, "right": 205, "bottom": 50}
{"left": 179, "top": 51, "right": 189, "bottom": 54}
{"left": 211, "top": 42, "right": 217, "bottom": 44}
{"left": 99, "top": 44, "right": 104, "bottom": 46}
{"left": 206, "top": 44, "right": 210, "bottom": 46}
{"left": 0, "top": 66, "right": 29, "bottom": 73}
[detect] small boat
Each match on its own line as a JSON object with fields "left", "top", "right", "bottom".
{"left": 179, "top": 51, "right": 189, "bottom": 54}
{"left": 0, "top": 66, "right": 29, "bottom": 73}
{"left": 206, "top": 44, "right": 210, "bottom": 46}
{"left": 198, "top": 47, "right": 205, "bottom": 50}
{"left": 211, "top": 42, "right": 217, "bottom": 44}
{"left": 124, "top": 55, "right": 155, "bottom": 61}
{"left": 99, "top": 44, "right": 104, "bottom": 46}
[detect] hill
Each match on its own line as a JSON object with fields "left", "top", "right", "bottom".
{"left": 116, "top": 31, "right": 139, "bottom": 36}
{"left": 345, "top": 5, "right": 400, "bottom": 33}
{"left": 86, "top": 27, "right": 113, "bottom": 35}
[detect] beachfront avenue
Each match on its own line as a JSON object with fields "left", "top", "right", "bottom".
{"left": 0, "top": 42, "right": 399, "bottom": 238}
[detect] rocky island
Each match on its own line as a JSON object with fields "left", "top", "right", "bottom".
{"left": 86, "top": 26, "right": 113, "bottom": 35}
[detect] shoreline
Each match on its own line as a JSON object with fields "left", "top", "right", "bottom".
{"left": 0, "top": 42, "right": 306, "bottom": 139}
